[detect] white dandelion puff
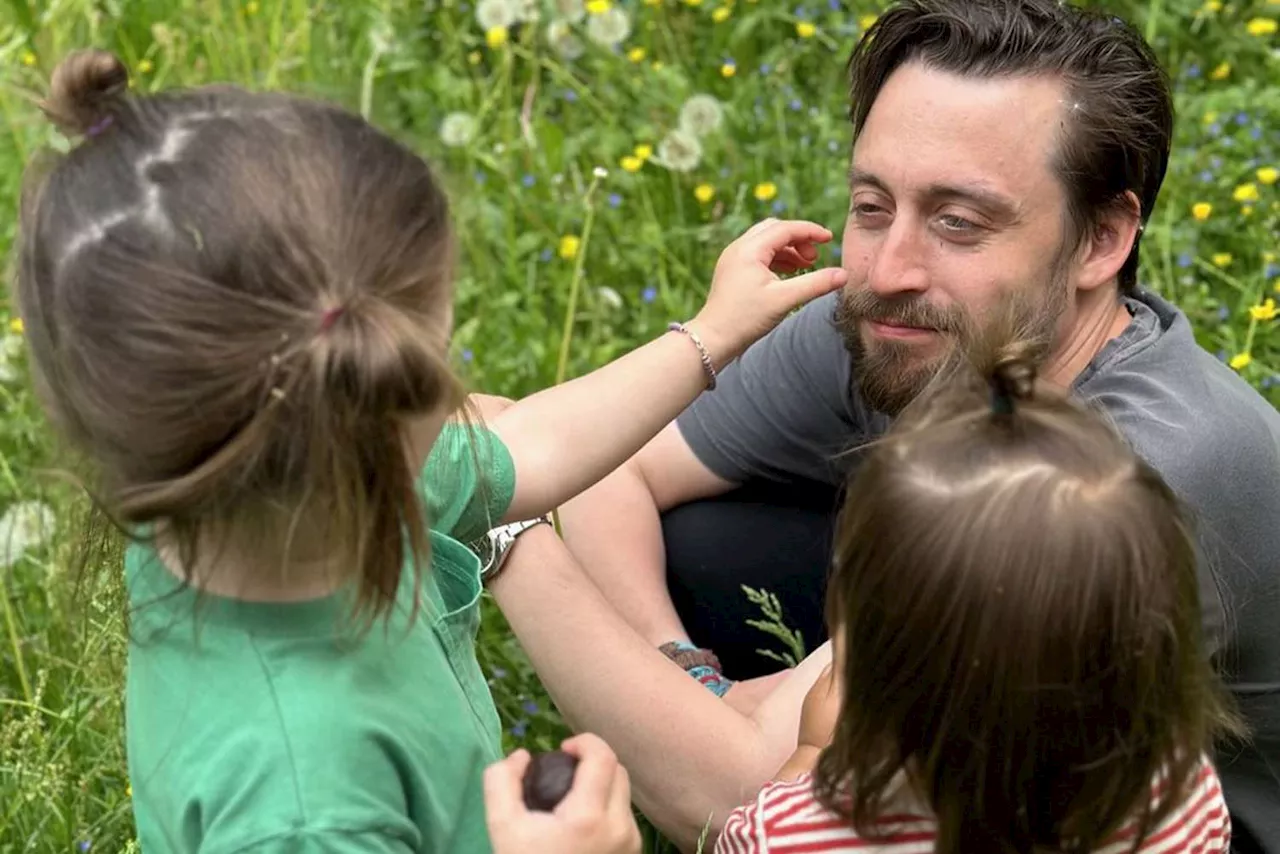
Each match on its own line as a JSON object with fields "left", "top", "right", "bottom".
{"left": 593, "top": 166, "right": 609, "bottom": 178}
{"left": 0, "top": 501, "right": 56, "bottom": 570}
{"left": 551, "top": 0, "right": 587, "bottom": 23}
{"left": 476, "top": 0, "right": 518, "bottom": 31}
{"left": 547, "top": 20, "right": 585, "bottom": 60}
{"left": 586, "top": 7, "right": 631, "bottom": 47}
{"left": 512, "top": 0, "right": 541, "bottom": 23}
{"left": 440, "top": 113, "right": 478, "bottom": 148}
{"left": 678, "top": 94, "right": 725, "bottom": 137}
{"left": 656, "top": 129, "right": 703, "bottom": 173}
{"left": 597, "top": 286, "right": 624, "bottom": 310}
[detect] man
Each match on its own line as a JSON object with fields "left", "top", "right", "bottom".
{"left": 558, "top": 0, "right": 1280, "bottom": 851}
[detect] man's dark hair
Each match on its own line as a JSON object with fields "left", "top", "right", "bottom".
{"left": 847, "top": 0, "right": 1173, "bottom": 296}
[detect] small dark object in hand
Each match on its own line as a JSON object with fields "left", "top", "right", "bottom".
{"left": 522, "top": 750, "right": 579, "bottom": 812}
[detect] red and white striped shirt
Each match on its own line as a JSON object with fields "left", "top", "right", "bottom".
{"left": 716, "top": 760, "right": 1229, "bottom": 854}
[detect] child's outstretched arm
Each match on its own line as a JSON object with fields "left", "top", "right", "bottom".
{"left": 487, "top": 218, "right": 848, "bottom": 521}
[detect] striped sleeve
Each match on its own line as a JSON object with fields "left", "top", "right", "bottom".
{"left": 1132, "top": 761, "right": 1232, "bottom": 854}
{"left": 715, "top": 791, "right": 766, "bottom": 854}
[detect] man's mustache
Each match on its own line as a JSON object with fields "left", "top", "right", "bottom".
{"left": 837, "top": 288, "right": 962, "bottom": 333}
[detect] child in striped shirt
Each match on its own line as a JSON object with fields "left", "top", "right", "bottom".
{"left": 717, "top": 335, "right": 1243, "bottom": 854}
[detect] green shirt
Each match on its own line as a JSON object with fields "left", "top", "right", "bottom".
{"left": 125, "top": 424, "right": 516, "bottom": 853}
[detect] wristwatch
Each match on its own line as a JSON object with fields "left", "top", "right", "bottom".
{"left": 473, "top": 515, "right": 553, "bottom": 585}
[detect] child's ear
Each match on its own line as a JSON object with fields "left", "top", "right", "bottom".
{"left": 1074, "top": 189, "right": 1142, "bottom": 293}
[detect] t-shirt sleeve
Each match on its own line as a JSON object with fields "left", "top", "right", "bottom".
{"left": 420, "top": 421, "right": 517, "bottom": 544}
{"left": 676, "top": 293, "right": 864, "bottom": 487}
{"left": 232, "top": 830, "right": 415, "bottom": 853}
{"left": 715, "top": 795, "right": 766, "bottom": 853}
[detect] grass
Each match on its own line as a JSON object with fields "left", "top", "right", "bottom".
{"left": 0, "top": 0, "right": 1277, "bottom": 850}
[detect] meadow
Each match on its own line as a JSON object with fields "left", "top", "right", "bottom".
{"left": 0, "top": 0, "right": 1276, "bottom": 850}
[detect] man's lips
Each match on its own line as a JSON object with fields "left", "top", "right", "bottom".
{"left": 866, "top": 319, "right": 938, "bottom": 340}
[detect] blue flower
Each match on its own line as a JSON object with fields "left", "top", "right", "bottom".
{"left": 772, "top": 200, "right": 787, "bottom": 213}
{"left": 832, "top": 246, "right": 842, "bottom": 259}
{"left": 1217, "top": 306, "right": 1230, "bottom": 321}
{"left": 1207, "top": 123, "right": 1221, "bottom": 136}
{"left": 491, "top": 667, "right": 508, "bottom": 680}
{"left": 475, "top": 170, "right": 487, "bottom": 184}
{"left": 1199, "top": 170, "right": 1214, "bottom": 183}
{"left": 1266, "top": 264, "right": 1279, "bottom": 280}
{"left": 522, "top": 174, "right": 536, "bottom": 187}
{"left": 540, "top": 248, "right": 553, "bottom": 262}
{"left": 1210, "top": 156, "right": 1223, "bottom": 169}
{"left": 1186, "top": 63, "right": 1201, "bottom": 78}
{"left": 1251, "top": 127, "right": 1263, "bottom": 141}
{"left": 1177, "top": 253, "right": 1193, "bottom": 268}
{"left": 564, "top": 89, "right": 578, "bottom": 102}
{"left": 608, "top": 193, "right": 622, "bottom": 208}
{"left": 759, "top": 63, "right": 772, "bottom": 74}
{"left": 511, "top": 720, "right": 528, "bottom": 738}
{"left": 1235, "top": 112, "right": 1249, "bottom": 125}
{"left": 789, "top": 98, "right": 803, "bottom": 111}
{"left": 642, "top": 286, "right": 657, "bottom": 303}
{"left": 462, "top": 349, "right": 474, "bottom": 362}
{"left": 522, "top": 699, "right": 540, "bottom": 715}
{"left": 828, "top": 0, "right": 840, "bottom": 8}
{"left": 78, "top": 843, "right": 91, "bottom": 852}
{"left": 795, "top": 6, "right": 809, "bottom": 18}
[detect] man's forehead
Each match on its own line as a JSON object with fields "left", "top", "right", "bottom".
{"left": 852, "top": 62, "right": 1067, "bottom": 200}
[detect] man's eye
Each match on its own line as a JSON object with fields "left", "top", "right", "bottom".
{"left": 938, "top": 214, "right": 978, "bottom": 232}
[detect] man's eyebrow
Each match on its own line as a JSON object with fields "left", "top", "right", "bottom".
{"left": 848, "top": 166, "right": 1020, "bottom": 221}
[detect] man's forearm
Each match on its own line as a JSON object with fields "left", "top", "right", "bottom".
{"left": 556, "top": 461, "right": 689, "bottom": 647}
{"left": 489, "top": 526, "right": 830, "bottom": 851}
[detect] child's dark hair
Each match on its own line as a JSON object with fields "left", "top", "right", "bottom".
{"left": 814, "top": 326, "right": 1242, "bottom": 852}
{"left": 15, "top": 50, "right": 462, "bottom": 618}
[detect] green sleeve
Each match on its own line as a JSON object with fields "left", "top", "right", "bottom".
{"left": 233, "top": 830, "right": 416, "bottom": 853}
{"left": 420, "top": 421, "right": 516, "bottom": 543}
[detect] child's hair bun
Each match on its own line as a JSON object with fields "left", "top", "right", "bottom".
{"left": 41, "top": 49, "right": 129, "bottom": 137}
{"left": 988, "top": 339, "right": 1039, "bottom": 413}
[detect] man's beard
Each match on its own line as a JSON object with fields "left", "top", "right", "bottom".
{"left": 833, "top": 271, "right": 1069, "bottom": 416}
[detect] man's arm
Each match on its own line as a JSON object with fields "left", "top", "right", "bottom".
{"left": 488, "top": 524, "right": 832, "bottom": 852}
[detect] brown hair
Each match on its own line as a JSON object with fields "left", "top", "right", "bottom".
{"left": 15, "top": 50, "right": 463, "bottom": 620}
{"left": 847, "top": 0, "right": 1173, "bottom": 296}
{"left": 813, "top": 324, "right": 1242, "bottom": 852}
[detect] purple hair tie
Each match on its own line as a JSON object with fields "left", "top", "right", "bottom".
{"left": 85, "top": 115, "right": 114, "bottom": 138}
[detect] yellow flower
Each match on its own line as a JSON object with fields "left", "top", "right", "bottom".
{"left": 246, "top": 0, "right": 259, "bottom": 14}
{"left": 684, "top": 0, "right": 703, "bottom": 5}
{"left": 634, "top": 144, "right": 653, "bottom": 160}
{"left": 586, "top": 0, "right": 612, "bottom": 12}
{"left": 1212, "top": 253, "right": 1233, "bottom": 268}
{"left": 1246, "top": 17, "right": 1277, "bottom": 35}
{"left": 1265, "top": 252, "right": 1277, "bottom": 264}
{"left": 8, "top": 318, "right": 23, "bottom": 335}
{"left": 796, "top": 21, "right": 816, "bottom": 38}
{"left": 1234, "top": 183, "right": 1261, "bottom": 203}
{"left": 721, "top": 60, "right": 736, "bottom": 77}
{"left": 859, "top": 14, "right": 879, "bottom": 29}
{"left": 468, "top": 50, "right": 483, "bottom": 65}
{"left": 695, "top": 183, "right": 716, "bottom": 203}
{"left": 1210, "top": 62, "right": 1230, "bottom": 80}
{"left": 628, "top": 47, "right": 646, "bottom": 62}
{"left": 1192, "top": 202, "right": 1213, "bottom": 222}
{"left": 21, "top": 50, "right": 37, "bottom": 67}
{"left": 1202, "top": 111, "right": 1218, "bottom": 125}
{"left": 1204, "top": 0, "right": 1222, "bottom": 11}
{"left": 644, "top": 0, "right": 660, "bottom": 5}
{"left": 754, "top": 182, "right": 778, "bottom": 202}
{"left": 1230, "top": 352, "right": 1252, "bottom": 371}
{"left": 1258, "top": 167, "right": 1279, "bottom": 186}
{"left": 486, "top": 26, "right": 509, "bottom": 48}
{"left": 712, "top": 6, "right": 731, "bottom": 22}
{"left": 620, "top": 155, "right": 644, "bottom": 172}
{"left": 138, "top": 58, "right": 154, "bottom": 74}
{"left": 1249, "top": 299, "right": 1277, "bottom": 321}
{"left": 558, "top": 235, "right": 581, "bottom": 260}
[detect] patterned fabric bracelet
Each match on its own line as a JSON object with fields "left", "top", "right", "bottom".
{"left": 668, "top": 322, "right": 718, "bottom": 391}
{"left": 659, "top": 640, "right": 735, "bottom": 698}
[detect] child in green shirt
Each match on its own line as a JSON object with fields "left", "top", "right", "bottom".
{"left": 15, "top": 49, "right": 848, "bottom": 853}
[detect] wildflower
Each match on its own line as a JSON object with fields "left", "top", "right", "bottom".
{"left": 20, "top": 50, "right": 36, "bottom": 67}
{"left": 607, "top": 193, "right": 622, "bottom": 208}
{"left": 477, "top": 0, "right": 518, "bottom": 30}
{"left": 1250, "top": 299, "right": 1277, "bottom": 321}
{"left": 644, "top": 0, "right": 661, "bottom": 4}
{"left": 546, "top": 21, "right": 584, "bottom": 58}
{"left": 721, "top": 59, "right": 737, "bottom": 77}
{"left": 559, "top": 235, "right": 581, "bottom": 260}
{"left": 1258, "top": 167, "right": 1279, "bottom": 186}
{"left": 652, "top": 61, "right": 664, "bottom": 70}
{"left": 634, "top": 143, "right": 653, "bottom": 160}
{"left": 859, "top": 13, "right": 878, "bottom": 29}
{"left": 486, "top": 26, "right": 509, "bottom": 48}
{"left": 586, "top": 0, "right": 611, "bottom": 12}
{"left": 1234, "top": 184, "right": 1260, "bottom": 203}
{"left": 511, "top": 721, "right": 528, "bottom": 738}
{"left": 628, "top": 46, "right": 646, "bottom": 61}
{"left": 695, "top": 183, "right": 715, "bottom": 203}
{"left": 1212, "top": 253, "right": 1233, "bottom": 268}
{"left": 754, "top": 182, "right": 778, "bottom": 201}
{"left": 553, "top": 0, "right": 587, "bottom": 21}
{"left": 713, "top": 6, "right": 731, "bottom": 22}
{"left": 0, "top": 501, "right": 57, "bottom": 569}
{"left": 796, "top": 21, "right": 816, "bottom": 37}
{"left": 134, "top": 58, "right": 155, "bottom": 75}
{"left": 1192, "top": 202, "right": 1213, "bottom": 221}
{"left": 246, "top": 0, "right": 259, "bottom": 13}
{"left": 587, "top": 7, "right": 632, "bottom": 46}
{"left": 1230, "top": 352, "right": 1252, "bottom": 371}
{"left": 679, "top": 94, "right": 725, "bottom": 136}
{"left": 1209, "top": 62, "right": 1230, "bottom": 80}
{"left": 440, "top": 113, "right": 478, "bottom": 148}
{"left": 642, "top": 286, "right": 658, "bottom": 303}
{"left": 593, "top": 166, "right": 608, "bottom": 179}
{"left": 462, "top": 348, "right": 475, "bottom": 362}
{"left": 597, "top": 287, "right": 624, "bottom": 310}
{"left": 9, "top": 318, "right": 22, "bottom": 335}
{"left": 512, "top": 0, "right": 541, "bottom": 22}
{"left": 656, "top": 129, "right": 703, "bottom": 172}
{"left": 621, "top": 155, "right": 643, "bottom": 172}
{"left": 685, "top": 0, "right": 703, "bottom": 5}
{"left": 1246, "top": 17, "right": 1277, "bottom": 35}
{"left": 78, "top": 840, "right": 91, "bottom": 852}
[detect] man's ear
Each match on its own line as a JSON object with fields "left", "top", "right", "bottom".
{"left": 1074, "top": 189, "right": 1142, "bottom": 293}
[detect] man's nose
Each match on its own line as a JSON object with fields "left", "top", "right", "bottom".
{"left": 866, "top": 217, "right": 929, "bottom": 298}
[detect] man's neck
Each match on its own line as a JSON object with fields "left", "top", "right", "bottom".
{"left": 1042, "top": 291, "right": 1133, "bottom": 390}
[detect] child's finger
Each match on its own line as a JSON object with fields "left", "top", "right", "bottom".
{"left": 771, "top": 266, "right": 849, "bottom": 308}
{"left": 483, "top": 750, "right": 532, "bottom": 826}
{"left": 751, "top": 220, "right": 833, "bottom": 261}
{"left": 558, "top": 733, "right": 619, "bottom": 816}
{"left": 770, "top": 247, "right": 812, "bottom": 273}
{"left": 607, "top": 761, "right": 634, "bottom": 819}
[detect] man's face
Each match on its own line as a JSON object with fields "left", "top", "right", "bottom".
{"left": 837, "top": 61, "right": 1079, "bottom": 415}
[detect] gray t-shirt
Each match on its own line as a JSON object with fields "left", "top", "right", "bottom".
{"left": 677, "top": 289, "right": 1280, "bottom": 852}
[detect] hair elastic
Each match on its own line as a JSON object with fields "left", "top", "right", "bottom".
{"left": 319, "top": 306, "right": 345, "bottom": 332}
{"left": 991, "top": 386, "right": 1015, "bottom": 416}
{"left": 85, "top": 115, "right": 114, "bottom": 138}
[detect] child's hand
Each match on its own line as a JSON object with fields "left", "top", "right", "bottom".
{"left": 797, "top": 662, "right": 840, "bottom": 750}
{"left": 484, "top": 733, "right": 642, "bottom": 854}
{"left": 690, "top": 218, "right": 848, "bottom": 366}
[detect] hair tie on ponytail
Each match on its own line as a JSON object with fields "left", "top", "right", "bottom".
{"left": 990, "top": 385, "right": 1015, "bottom": 416}
{"left": 85, "top": 115, "right": 115, "bottom": 138}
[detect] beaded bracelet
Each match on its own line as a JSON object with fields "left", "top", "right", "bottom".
{"left": 668, "top": 322, "right": 718, "bottom": 391}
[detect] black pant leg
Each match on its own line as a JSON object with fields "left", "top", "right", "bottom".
{"left": 660, "top": 480, "right": 842, "bottom": 680}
